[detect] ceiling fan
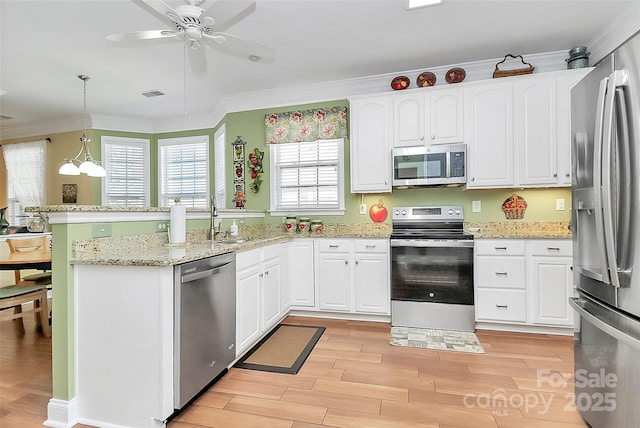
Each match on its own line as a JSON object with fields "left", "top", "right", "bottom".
{"left": 106, "top": 0, "right": 275, "bottom": 72}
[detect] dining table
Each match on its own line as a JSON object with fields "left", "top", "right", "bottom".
{"left": 0, "top": 250, "right": 52, "bottom": 271}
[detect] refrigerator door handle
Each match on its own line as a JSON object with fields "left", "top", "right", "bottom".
{"left": 591, "top": 77, "right": 611, "bottom": 284}
{"left": 601, "top": 70, "right": 630, "bottom": 288}
{"left": 570, "top": 297, "right": 640, "bottom": 351}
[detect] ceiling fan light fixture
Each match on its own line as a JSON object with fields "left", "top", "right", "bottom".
{"left": 58, "top": 75, "right": 106, "bottom": 178}
{"left": 406, "top": 0, "right": 443, "bottom": 10}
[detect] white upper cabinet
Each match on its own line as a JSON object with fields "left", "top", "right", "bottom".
{"left": 349, "top": 96, "right": 393, "bottom": 193}
{"left": 515, "top": 76, "right": 558, "bottom": 186}
{"left": 393, "top": 88, "right": 463, "bottom": 148}
{"left": 465, "top": 80, "right": 514, "bottom": 188}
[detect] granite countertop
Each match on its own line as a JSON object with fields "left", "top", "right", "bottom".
{"left": 465, "top": 221, "right": 572, "bottom": 239}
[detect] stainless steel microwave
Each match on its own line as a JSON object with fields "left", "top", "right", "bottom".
{"left": 392, "top": 143, "right": 466, "bottom": 187}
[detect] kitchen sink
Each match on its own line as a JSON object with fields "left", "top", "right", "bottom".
{"left": 216, "top": 238, "right": 251, "bottom": 245}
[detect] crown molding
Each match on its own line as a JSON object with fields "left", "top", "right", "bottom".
{"left": 588, "top": 1, "right": 640, "bottom": 65}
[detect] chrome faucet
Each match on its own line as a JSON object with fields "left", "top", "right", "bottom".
{"left": 209, "top": 196, "right": 220, "bottom": 241}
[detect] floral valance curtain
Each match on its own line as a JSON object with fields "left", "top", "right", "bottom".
{"left": 265, "top": 106, "right": 348, "bottom": 144}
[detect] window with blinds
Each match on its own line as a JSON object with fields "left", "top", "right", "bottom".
{"left": 270, "top": 138, "right": 344, "bottom": 214}
{"left": 158, "top": 135, "right": 210, "bottom": 208}
{"left": 102, "top": 137, "right": 150, "bottom": 206}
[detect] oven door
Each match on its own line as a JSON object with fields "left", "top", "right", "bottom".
{"left": 390, "top": 239, "right": 474, "bottom": 304}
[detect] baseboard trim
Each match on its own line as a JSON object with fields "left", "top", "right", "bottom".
{"left": 44, "top": 398, "right": 78, "bottom": 428}
{"left": 475, "top": 322, "right": 574, "bottom": 336}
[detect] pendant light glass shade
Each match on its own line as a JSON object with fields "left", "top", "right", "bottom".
{"left": 58, "top": 75, "right": 106, "bottom": 177}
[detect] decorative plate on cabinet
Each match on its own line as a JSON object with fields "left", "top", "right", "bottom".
{"left": 445, "top": 67, "right": 466, "bottom": 84}
{"left": 391, "top": 76, "right": 410, "bottom": 90}
{"left": 416, "top": 72, "right": 436, "bottom": 87}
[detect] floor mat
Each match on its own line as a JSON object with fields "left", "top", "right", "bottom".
{"left": 234, "top": 324, "right": 325, "bottom": 374}
{"left": 390, "top": 326, "right": 485, "bottom": 354}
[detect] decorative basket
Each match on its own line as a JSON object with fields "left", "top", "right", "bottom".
{"left": 502, "top": 194, "right": 528, "bottom": 220}
{"left": 493, "top": 54, "right": 535, "bottom": 78}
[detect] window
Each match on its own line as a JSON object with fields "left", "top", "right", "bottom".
{"left": 158, "top": 135, "right": 209, "bottom": 208}
{"left": 2, "top": 140, "right": 46, "bottom": 226}
{"left": 101, "top": 136, "right": 150, "bottom": 206}
{"left": 269, "top": 138, "right": 345, "bottom": 215}
{"left": 214, "top": 125, "right": 226, "bottom": 209}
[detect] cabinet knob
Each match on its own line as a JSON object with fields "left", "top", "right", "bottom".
{"left": 495, "top": 271, "right": 508, "bottom": 276}
{"left": 546, "top": 247, "right": 560, "bottom": 251}
{"left": 431, "top": 135, "right": 435, "bottom": 140}
{"left": 420, "top": 136, "right": 425, "bottom": 141}
{"left": 471, "top": 177, "right": 475, "bottom": 181}
{"left": 495, "top": 304, "right": 508, "bottom": 309}
{"left": 345, "top": 260, "right": 348, "bottom": 265}
{"left": 566, "top": 173, "right": 570, "bottom": 177}
{"left": 259, "top": 273, "right": 264, "bottom": 277}
{"left": 494, "top": 247, "right": 507, "bottom": 251}
{"left": 553, "top": 173, "right": 558, "bottom": 177}
{"left": 355, "top": 260, "right": 359, "bottom": 265}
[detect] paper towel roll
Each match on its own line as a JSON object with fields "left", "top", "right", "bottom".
{"left": 170, "top": 204, "right": 187, "bottom": 244}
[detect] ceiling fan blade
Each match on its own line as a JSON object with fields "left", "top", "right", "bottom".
{"left": 106, "top": 30, "right": 178, "bottom": 42}
{"left": 186, "top": 42, "right": 207, "bottom": 74}
{"left": 205, "top": 32, "right": 275, "bottom": 63}
{"left": 201, "top": 1, "right": 256, "bottom": 32}
{"left": 133, "top": 0, "right": 181, "bottom": 27}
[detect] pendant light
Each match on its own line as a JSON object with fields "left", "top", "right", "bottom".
{"left": 58, "top": 75, "right": 106, "bottom": 177}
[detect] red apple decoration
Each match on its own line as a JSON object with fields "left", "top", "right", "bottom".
{"left": 369, "top": 200, "right": 388, "bottom": 223}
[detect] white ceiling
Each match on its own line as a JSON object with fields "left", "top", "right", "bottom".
{"left": 0, "top": 0, "right": 635, "bottom": 135}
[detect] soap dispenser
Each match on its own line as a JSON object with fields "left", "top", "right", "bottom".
{"left": 230, "top": 220, "right": 239, "bottom": 237}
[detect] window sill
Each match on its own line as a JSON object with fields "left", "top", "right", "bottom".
{"left": 269, "top": 209, "right": 346, "bottom": 217}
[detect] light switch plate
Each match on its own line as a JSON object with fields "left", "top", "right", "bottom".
{"left": 556, "top": 199, "right": 565, "bottom": 211}
{"left": 359, "top": 203, "right": 367, "bottom": 215}
{"left": 472, "top": 200, "right": 481, "bottom": 213}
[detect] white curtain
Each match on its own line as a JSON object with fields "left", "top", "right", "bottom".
{"left": 2, "top": 140, "right": 46, "bottom": 208}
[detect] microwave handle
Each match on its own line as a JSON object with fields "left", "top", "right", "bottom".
{"left": 445, "top": 152, "right": 451, "bottom": 178}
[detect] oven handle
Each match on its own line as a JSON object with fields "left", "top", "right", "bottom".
{"left": 390, "top": 239, "right": 474, "bottom": 248}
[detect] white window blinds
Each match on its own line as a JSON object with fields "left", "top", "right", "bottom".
{"left": 270, "top": 138, "right": 344, "bottom": 213}
{"left": 102, "top": 137, "right": 150, "bottom": 206}
{"left": 158, "top": 136, "right": 209, "bottom": 208}
{"left": 2, "top": 140, "right": 46, "bottom": 226}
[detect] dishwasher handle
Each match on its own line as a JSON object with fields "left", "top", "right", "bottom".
{"left": 181, "top": 261, "right": 233, "bottom": 283}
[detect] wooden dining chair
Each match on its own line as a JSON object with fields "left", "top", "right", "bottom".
{"left": 0, "top": 284, "right": 51, "bottom": 337}
{"left": 6, "top": 237, "right": 52, "bottom": 286}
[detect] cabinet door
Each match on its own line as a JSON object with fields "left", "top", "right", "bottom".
{"left": 529, "top": 256, "right": 574, "bottom": 326}
{"left": 465, "top": 81, "right": 514, "bottom": 188}
{"left": 350, "top": 97, "right": 392, "bottom": 193}
{"left": 280, "top": 242, "right": 292, "bottom": 312}
{"left": 236, "top": 265, "right": 262, "bottom": 355}
{"left": 289, "top": 240, "right": 315, "bottom": 307}
{"left": 317, "top": 253, "right": 351, "bottom": 311}
{"left": 393, "top": 93, "right": 425, "bottom": 147}
{"left": 428, "top": 88, "right": 464, "bottom": 145}
{"left": 515, "top": 77, "right": 558, "bottom": 186}
{"left": 354, "top": 254, "right": 389, "bottom": 314}
{"left": 262, "top": 258, "right": 282, "bottom": 332}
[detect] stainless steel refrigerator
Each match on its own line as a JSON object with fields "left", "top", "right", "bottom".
{"left": 570, "top": 31, "right": 640, "bottom": 428}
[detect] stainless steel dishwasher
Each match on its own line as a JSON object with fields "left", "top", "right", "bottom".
{"left": 174, "top": 252, "right": 236, "bottom": 409}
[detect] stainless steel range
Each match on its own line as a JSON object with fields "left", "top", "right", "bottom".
{"left": 390, "top": 206, "right": 475, "bottom": 332}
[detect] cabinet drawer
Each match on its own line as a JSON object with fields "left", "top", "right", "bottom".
{"left": 528, "top": 240, "right": 572, "bottom": 257}
{"left": 317, "top": 239, "right": 350, "bottom": 253}
{"left": 476, "top": 256, "right": 526, "bottom": 289}
{"left": 261, "top": 243, "right": 281, "bottom": 262}
{"left": 354, "top": 239, "right": 388, "bottom": 253}
{"left": 476, "top": 289, "right": 526, "bottom": 322}
{"left": 475, "top": 240, "right": 525, "bottom": 256}
{"left": 236, "top": 248, "right": 261, "bottom": 271}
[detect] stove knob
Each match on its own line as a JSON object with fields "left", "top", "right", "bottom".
{"left": 448, "top": 209, "right": 454, "bottom": 215}
{"left": 429, "top": 292, "right": 435, "bottom": 298}
{"left": 401, "top": 210, "right": 407, "bottom": 215}
{"left": 394, "top": 210, "right": 400, "bottom": 216}
{"left": 455, "top": 209, "right": 461, "bottom": 215}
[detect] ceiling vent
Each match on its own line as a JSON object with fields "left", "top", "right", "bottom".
{"left": 140, "top": 90, "right": 166, "bottom": 98}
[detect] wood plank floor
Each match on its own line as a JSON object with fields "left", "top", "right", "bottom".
{"left": 1, "top": 314, "right": 587, "bottom": 428}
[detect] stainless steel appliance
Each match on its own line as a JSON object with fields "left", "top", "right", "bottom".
{"left": 390, "top": 206, "right": 474, "bottom": 331}
{"left": 569, "top": 31, "right": 640, "bottom": 428}
{"left": 392, "top": 143, "right": 466, "bottom": 187}
{"left": 174, "top": 252, "right": 236, "bottom": 409}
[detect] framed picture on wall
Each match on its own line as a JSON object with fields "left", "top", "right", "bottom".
{"left": 62, "top": 184, "right": 77, "bottom": 203}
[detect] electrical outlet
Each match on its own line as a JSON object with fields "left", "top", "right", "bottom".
{"left": 359, "top": 203, "right": 367, "bottom": 215}
{"left": 556, "top": 199, "right": 565, "bottom": 211}
{"left": 472, "top": 200, "right": 481, "bottom": 213}
{"left": 156, "top": 222, "right": 168, "bottom": 230}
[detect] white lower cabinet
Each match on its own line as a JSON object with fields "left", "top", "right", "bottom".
{"left": 316, "top": 238, "right": 390, "bottom": 315}
{"left": 288, "top": 239, "right": 316, "bottom": 307}
{"left": 236, "top": 244, "right": 283, "bottom": 356}
{"left": 475, "top": 238, "right": 574, "bottom": 332}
